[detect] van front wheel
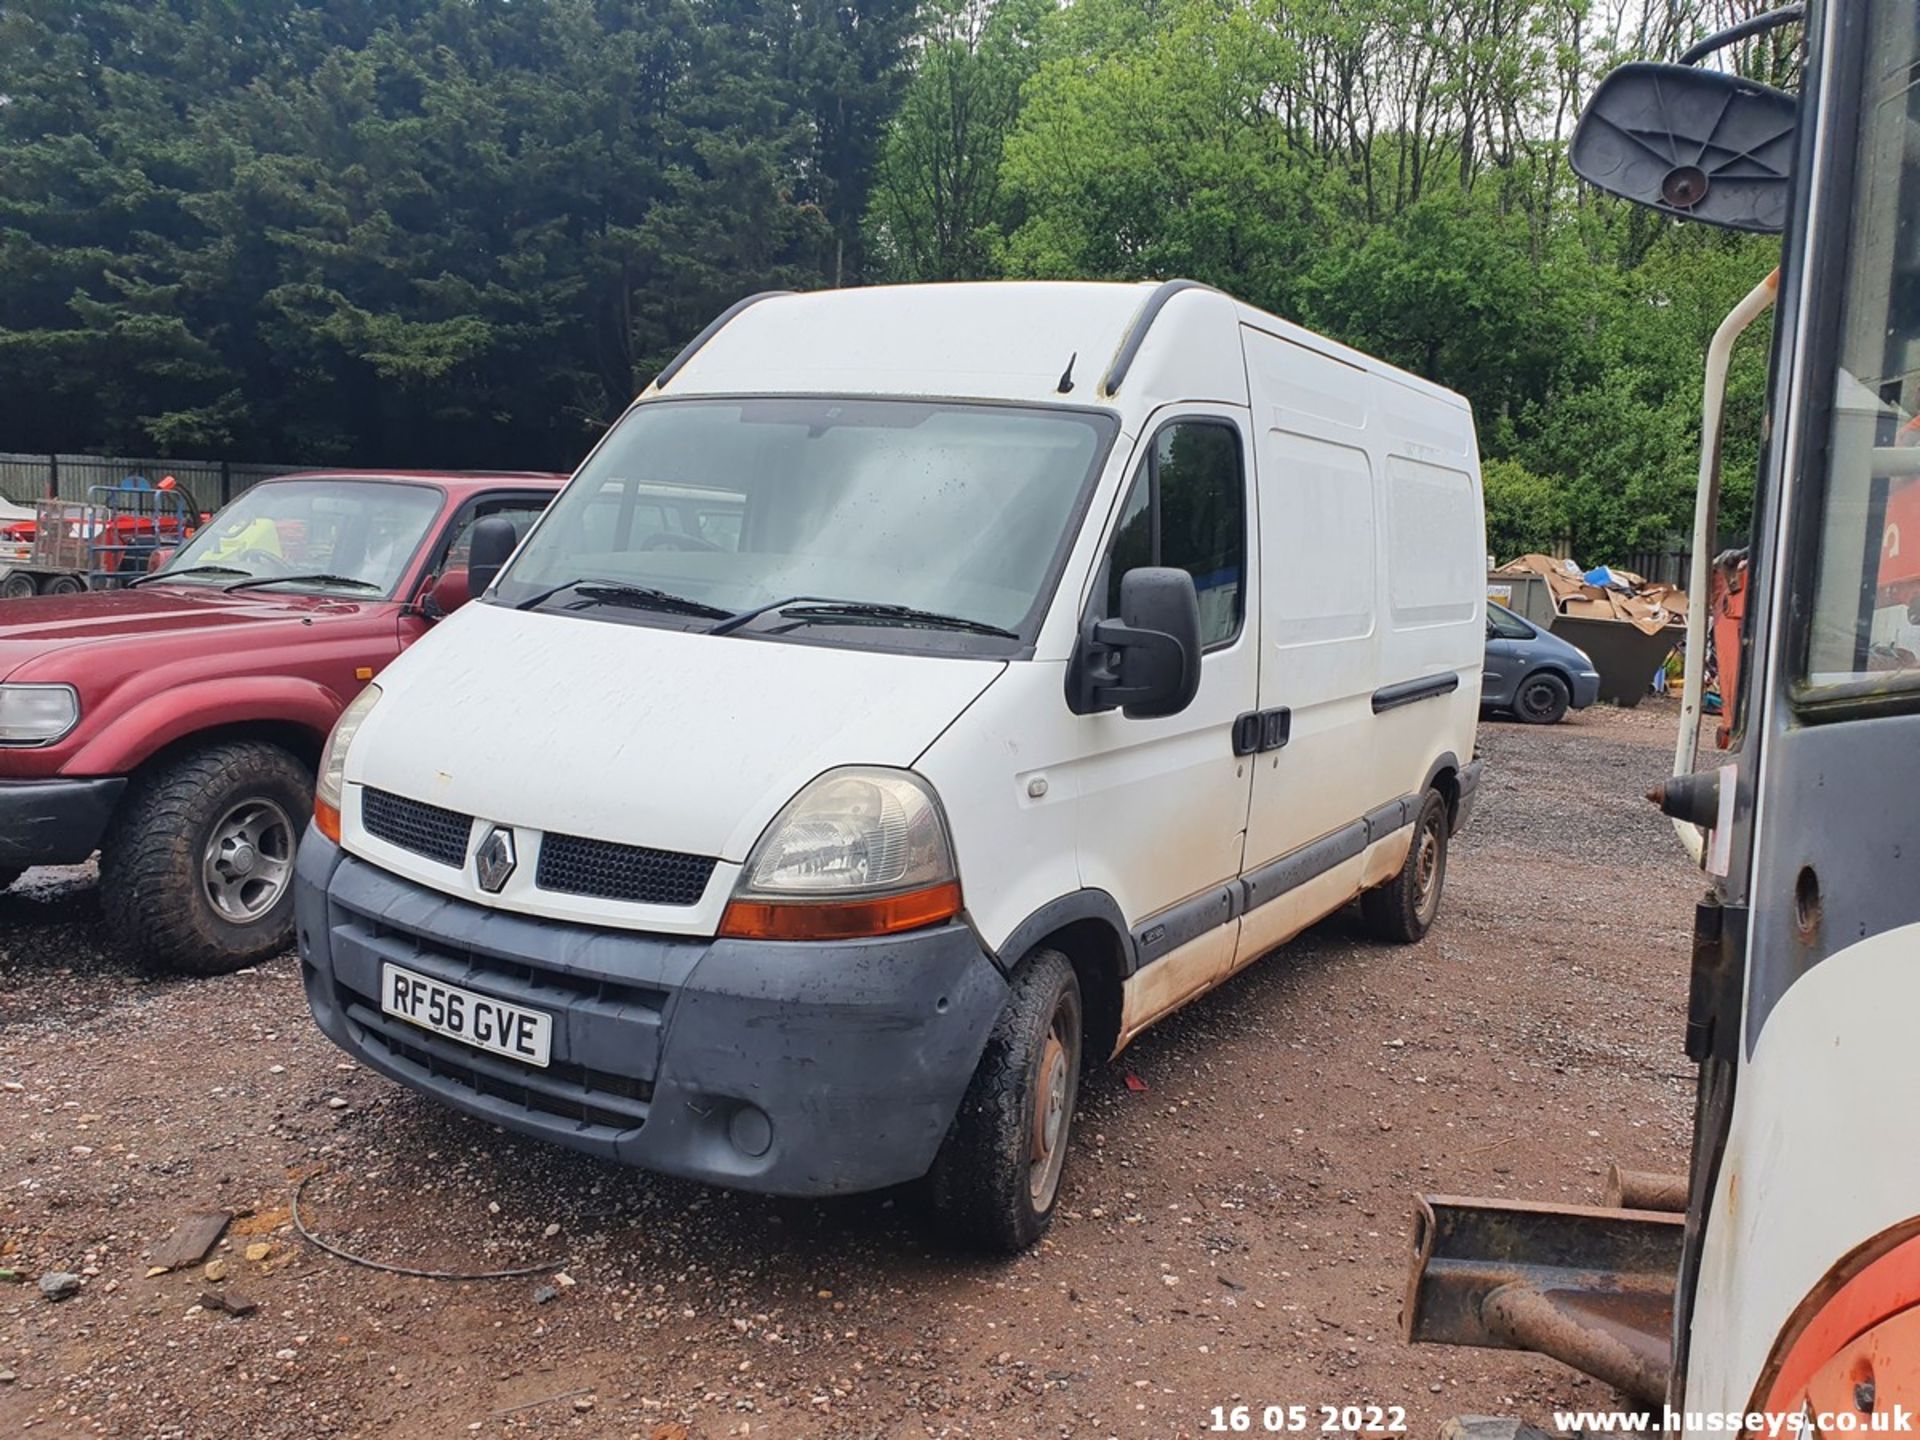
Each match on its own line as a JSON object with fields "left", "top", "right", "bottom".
{"left": 928, "top": 948, "right": 1083, "bottom": 1253}
{"left": 1362, "top": 789, "right": 1450, "bottom": 944}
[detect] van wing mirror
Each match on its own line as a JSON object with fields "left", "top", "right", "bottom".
{"left": 1569, "top": 61, "right": 1796, "bottom": 234}
{"left": 1068, "top": 567, "right": 1202, "bottom": 719}
{"left": 466, "top": 517, "right": 518, "bottom": 597}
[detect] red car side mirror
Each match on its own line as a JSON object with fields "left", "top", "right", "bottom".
{"left": 424, "top": 568, "right": 472, "bottom": 619}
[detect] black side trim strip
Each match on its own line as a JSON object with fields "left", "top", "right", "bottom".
{"left": 1240, "top": 821, "right": 1367, "bottom": 914}
{"left": 652, "top": 291, "right": 792, "bottom": 390}
{"left": 1372, "top": 673, "right": 1461, "bottom": 714}
{"left": 1362, "top": 797, "right": 1413, "bottom": 844}
{"left": 1129, "top": 790, "right": 1426, "bottom": 968}
{"left": 1133, "top": 883, "right": 1240, "bottom": 967}
{"left": 1100, "top": 279, "right": 1218, "bottom": 396}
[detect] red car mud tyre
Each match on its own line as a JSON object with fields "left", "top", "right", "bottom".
{"left": 101, "top": 741, "right": 312, "bottom": 975}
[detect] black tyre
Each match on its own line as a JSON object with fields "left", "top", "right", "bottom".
{"left": 928, "top": 948, "right": 1083, "bottom": 1253}
{"left": 43, "top": 574, "right": 84, "bottom": 596}
{"left": 1513, "top": 670, "right": 1571, "bottom": 725}
{"left": 1361, "top": 788, "right": 1450, "bottom": 944}
{"left": 1, "top": 573, "right": 36, "bottom": 600}
{"left": 100, "top": 741, "right": 311, "bottom": 975}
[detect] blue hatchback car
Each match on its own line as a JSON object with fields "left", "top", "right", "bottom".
{"left": 1483, "top": 602, "right": 1603, "bottom": 723}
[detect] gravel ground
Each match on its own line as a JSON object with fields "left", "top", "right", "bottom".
{"left": 0, "top": 701, "right": 1701, "bottom": 1439}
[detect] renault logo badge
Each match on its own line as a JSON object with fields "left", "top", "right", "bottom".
{"left": 474, "top": 826, "right": 517, "bottom": 893}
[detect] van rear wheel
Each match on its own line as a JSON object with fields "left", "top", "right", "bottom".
{"left": 1362, "top": 789, "right": 1450, "bottom": 944}
{"left": 928, "top": 948, "right": 1083, "bottom": 1253}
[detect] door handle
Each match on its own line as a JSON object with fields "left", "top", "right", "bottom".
{"left": 1232, "top": 708, "right": 1291, "bottom": 756}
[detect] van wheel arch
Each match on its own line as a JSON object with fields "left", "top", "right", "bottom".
{"left": 994, "top": 893, "right": 1131, "bottom": 1066}
{"left": 1029, "top": 918, "right": 1126, "bottom": 1067}
{"left": 1421, "top": 754, "right": 1462, "bottom": 831}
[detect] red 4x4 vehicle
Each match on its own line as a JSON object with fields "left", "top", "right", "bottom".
{"left": 0, "top": 471, "right": 561, "bottom": 971}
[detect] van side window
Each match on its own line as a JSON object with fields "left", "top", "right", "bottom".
{"left": 1104, "top": 421, "right": 1246, "bottom": 648}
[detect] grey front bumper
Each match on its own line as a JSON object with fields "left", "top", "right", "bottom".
{"left": 295, "top": 830, "right": 1008, "bottom": 1197}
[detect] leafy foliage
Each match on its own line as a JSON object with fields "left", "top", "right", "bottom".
{"left": 2, "top": 0, "right": 1788, "bottom": 561}
{"left": 870, "top": 0, "right": 1785, "bottom": 561}
{"left": 0, "top": 0, "right": 885, "bottom": 466}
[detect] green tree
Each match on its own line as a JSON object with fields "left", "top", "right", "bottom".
{"left": 0, "top": 0, "right": 834, "bottom": 467}
{"left": 1481, "top": 456, "right": 1567, "bottom": 561}
{"left": 866, "top": 0, "right": 1044, "bottom": 282}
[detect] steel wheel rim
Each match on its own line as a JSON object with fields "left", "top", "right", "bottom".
{"left": 1520, "top": 679, "right": 1557, "bottom": 720}
{"left": 1028, "top": 991, "right": 1082, "bottom": 1210}
{"left": 201, "top": 798, "right": 295, "bottom": 924}
{"left": 1413, "top": 814, "right": 1444, "bottom": 925}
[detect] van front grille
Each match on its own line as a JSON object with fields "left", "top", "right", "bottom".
{"left": 361, "top": 788, "right": 472, "bottom": 868}
{"left": 535, "top": 832, "right": 715, "bottom": 907}
{"left": 343, "top": 997, "right": 652, "bottom": 1135}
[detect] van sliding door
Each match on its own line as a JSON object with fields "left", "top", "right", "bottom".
{"left": 1233, "top": 329, "right": 1389, "bottom": 969}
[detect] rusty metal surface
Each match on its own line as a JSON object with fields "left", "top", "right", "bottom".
{"left": 1484, "top": 1281, "right": 1674, "bottom": 1405}
{"left": 1403, "top": 1196, "right": 1685, "bottom": 1403}
{"left": 1604, "top": 1165, "right": 1690, "bottom": 1213}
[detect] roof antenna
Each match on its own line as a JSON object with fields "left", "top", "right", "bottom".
{"left": 1056, "top": 352, "right": 1077, "bottom": 394}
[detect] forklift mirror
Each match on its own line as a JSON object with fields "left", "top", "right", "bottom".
{"left": 1569, "top": 62, "right": 1796, "bottom": 234}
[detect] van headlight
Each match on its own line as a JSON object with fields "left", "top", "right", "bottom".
{"left": 313, "top": 683, "right": 382, "bottom": 842}
{"left": 0, "top": 685, "right": 79, "bottom": 745}
{"left": 719, "top": 767, "right": 961, "bottom": 941}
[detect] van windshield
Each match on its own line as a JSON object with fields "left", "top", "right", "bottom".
{"left": 492, "top": 397, "right": 1117, "bottom": 651}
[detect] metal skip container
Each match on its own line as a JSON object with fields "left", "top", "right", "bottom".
{"left": 1489, "top": 556, "right": 1686, "bottom": 708}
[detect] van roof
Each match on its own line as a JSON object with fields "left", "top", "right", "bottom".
{"left": 649, "top": 280, "right": 1470, "bottom": 416}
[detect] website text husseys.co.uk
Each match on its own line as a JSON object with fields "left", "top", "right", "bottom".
{"left": 1553, "top": 1407, "right": 1916, "bottom": 1435}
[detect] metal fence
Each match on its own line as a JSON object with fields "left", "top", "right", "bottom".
{"left": 0, "top": 453, "right": 312, "bottom": 510}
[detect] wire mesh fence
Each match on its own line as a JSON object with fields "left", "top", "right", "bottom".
{"left": 0, "top": 453, "right": 313, "bottom": 510}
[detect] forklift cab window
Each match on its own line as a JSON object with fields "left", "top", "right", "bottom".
{"left": 1800, "top": 0, "right": 1920, "bottom": 702}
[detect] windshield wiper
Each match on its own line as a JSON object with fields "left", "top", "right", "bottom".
{"left": 224, "top": 573, "right": 384, "bottom": 594}
{"left": 514, "top": 577, "right": 730, "bottom": 619}
{"left": 715, "top": 596, "right": 1018, "bottom": 640}
{"left": 127, "top": 564, "right": 252, "bottom": 588}
{"left": 707, "top": 593, "right": 840, "bottom": 635}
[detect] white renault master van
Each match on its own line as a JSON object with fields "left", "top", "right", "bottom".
{"left": 295, "top": 280, "right": 1486, "bottom": 1251}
